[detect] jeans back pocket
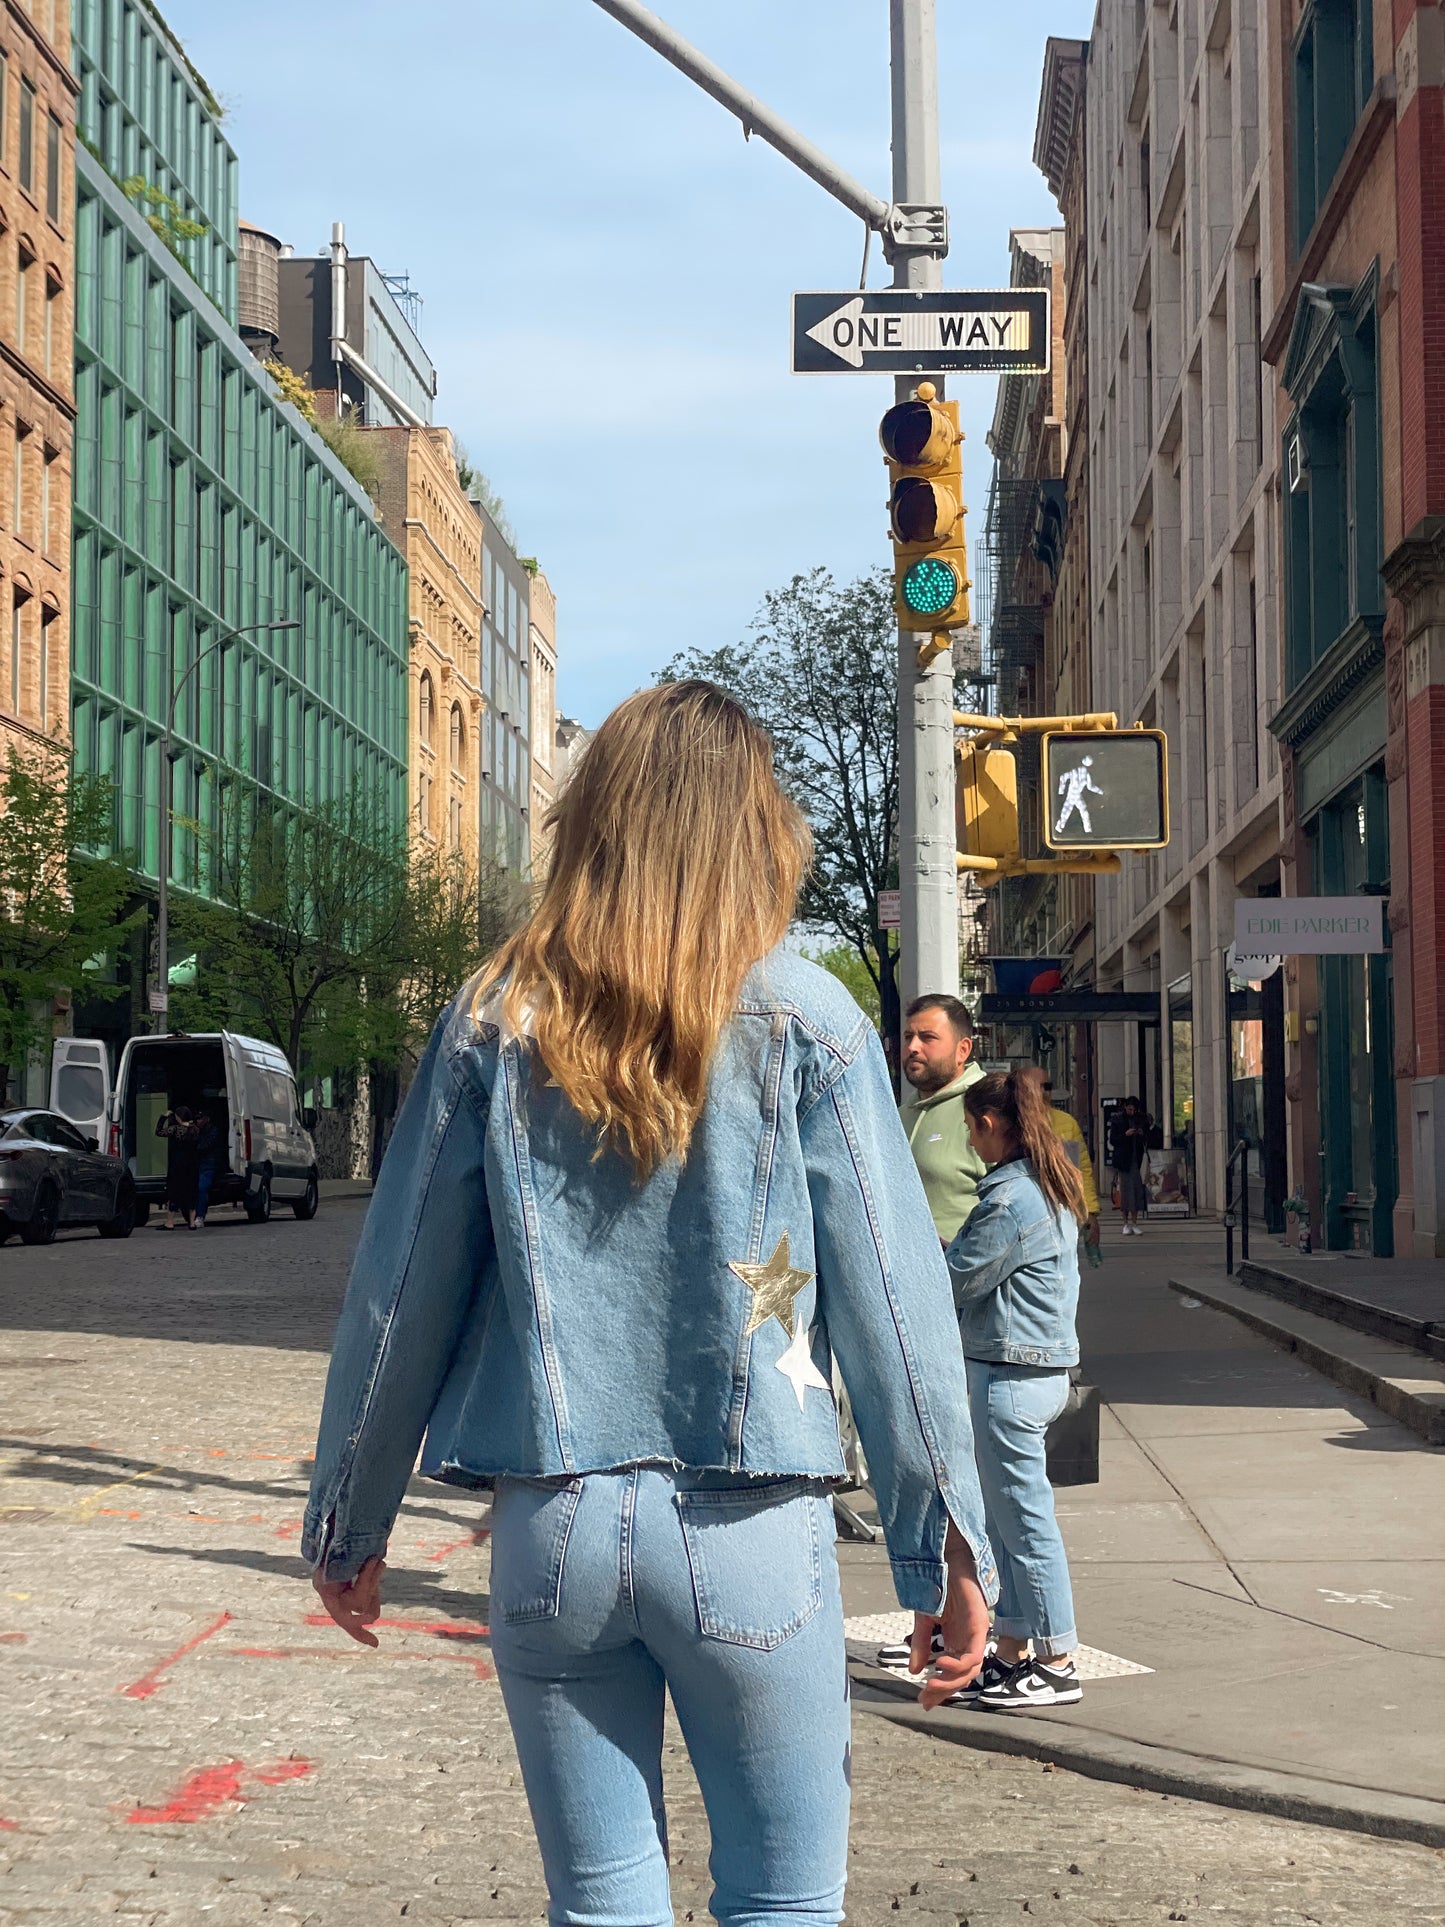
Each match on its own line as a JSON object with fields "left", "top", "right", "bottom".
{"left": 677, "top": 1481, "right": 823, "bottom": 1652}
{"left": 490, "top": 1476, "right": 584, "bottom": 1624}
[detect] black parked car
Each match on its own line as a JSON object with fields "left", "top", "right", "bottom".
{"left": 0, "top": 1109, "right": 136, "bottom": 1244}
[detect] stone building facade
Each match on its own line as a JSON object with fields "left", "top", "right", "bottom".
{"left": 370, "top": 425, "right": 485, "bottom": 866}
{"left": 1034, "top": 39, "right": 1095, "bottom": 1121}
{"left": 1260, "top": 0, "right": 1445, "bottom": 1256}
{"left": 1078, "top": 0, "right": 1285, "bottom": 1222}
{"left": 0, "top": 0, "right": 77, "bottom": 762}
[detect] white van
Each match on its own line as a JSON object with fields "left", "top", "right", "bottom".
{"left": 50, "top": 1032, "right": 320, "bottom": 1225}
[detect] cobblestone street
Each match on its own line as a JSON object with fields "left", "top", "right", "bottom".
{"left": 2, "top": 1199, "right": 1442, "bottom": 1924}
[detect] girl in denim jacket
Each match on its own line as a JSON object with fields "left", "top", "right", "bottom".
{"left": 939, "top": 1070, "right": 1088, "bottom": 1711}
{"left": 305, "top": 682, "right": 994, "bottom": 1927}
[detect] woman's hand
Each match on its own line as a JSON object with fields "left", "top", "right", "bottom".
{"left": 909, "top": 1526, "right": 991, "bottom": 1708}
{"left": 312, "top": 1554, "right": 386, "bottom": 1648}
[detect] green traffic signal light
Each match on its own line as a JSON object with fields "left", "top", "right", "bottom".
{"left": 901, "top": 555, "right": 961, "bottom": 617}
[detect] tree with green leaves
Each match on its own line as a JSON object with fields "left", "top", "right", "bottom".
{"left": 661, "top": 567, "right": 904, "bottom": 1042}
{"left": 171, "top": 784, "right": 413, "bottom": 1077}
{"left": 0, "top": 747, "right": 137, "bottom": 1105}
{"left": 172, "top": 785, "right": 527, "bottom": 1082}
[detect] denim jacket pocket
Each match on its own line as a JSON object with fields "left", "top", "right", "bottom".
{"left": 489, "top": 1476, "right": 584, "bottom": 1624}
{"left": 676, "top": 1480, "right": 823, "bottom": 1651}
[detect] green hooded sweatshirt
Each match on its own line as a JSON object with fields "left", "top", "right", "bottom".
{"left": 900, "top": 1058, "right": 988, "bottom": 1243}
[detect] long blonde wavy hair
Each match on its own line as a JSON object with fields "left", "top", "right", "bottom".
{"left": 472, "top": 680, "right": 812, "bottom": 1177}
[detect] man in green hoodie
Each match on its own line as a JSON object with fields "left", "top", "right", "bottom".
{"left": 899, "top": 993, "right": 987, "bottom": 1244}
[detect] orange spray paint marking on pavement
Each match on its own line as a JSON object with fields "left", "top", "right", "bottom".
{"left": 0, "top": 1817, "right": 18, "bottom": 1830}
{"left": 232, "top": 1643, "right": 495, "bottom": 1682}
{"left": 0, "top": 1632, "right": 27, "bottom": 1644}
{"left": 126, "top": 1757, "right": 313, "bottom": 1824}
{"left": 303, "top": 1613, "right": 490, "bottom": 1641}
{"left": 120, "top": 1611, "right": 233, "bottom": 1699}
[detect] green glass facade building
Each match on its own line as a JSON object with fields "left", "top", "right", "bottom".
{"left": 69, "top": 0, "right": 408, "bottom": 914}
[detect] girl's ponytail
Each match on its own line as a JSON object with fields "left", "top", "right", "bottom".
{"left": 965, "top": 1071, "right": 1088, "bottom": 1226}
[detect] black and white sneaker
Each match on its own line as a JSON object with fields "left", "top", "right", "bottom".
{"left": 979, "top": 1656, "right": 1083, "bottom": 1709}
{"left": 944, "top": 1650, "right": 1013, "bottom": 1703}
{"left": 876, "top": 1627, "right": 946, "bottom": 1672}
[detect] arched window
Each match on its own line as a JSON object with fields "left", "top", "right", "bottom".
{"left": 450, "top": 703, "right": 464, "bottom": 773}
{"left": 418, "top": 671, "right": 434, "bottom": 748}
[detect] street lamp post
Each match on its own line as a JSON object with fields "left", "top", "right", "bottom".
{"left": 153, "top": 618, "right": 299, "bottom": 1037}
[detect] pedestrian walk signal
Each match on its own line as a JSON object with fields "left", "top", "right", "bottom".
{"left": 879, "top": 382, "right": 970, "bottom": 632}
{"left": 1042, "top": 729, "right": 1169, "bottom": 851}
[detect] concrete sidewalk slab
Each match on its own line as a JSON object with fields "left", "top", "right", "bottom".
{"left": 1171, "top": 1272, "right": 1445, "bottom": 1442}
{"left": 841, "top": 1228, "right": 1445, "bottom": 1846}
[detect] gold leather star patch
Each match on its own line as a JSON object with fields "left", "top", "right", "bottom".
{"left": 730, "top": 1233, "right": 816, "bottom": 1340}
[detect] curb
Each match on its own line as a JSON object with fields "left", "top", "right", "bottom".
{"left": 318, "top": 1180, "right": 374, "bottom": 1200}
{"left": 847, "top": 1659, "right": 1445, "bottom": 1849}
{"left": 1167, "top": 1275, "right": 1445, "bottom": 1445}
{"left": 1237, "top": 1256, "right": 1445, "bottom": 1363}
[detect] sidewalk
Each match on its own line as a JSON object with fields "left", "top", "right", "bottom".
{"left": 840, "top": 1219, "right": 1445, "bottom": 1846}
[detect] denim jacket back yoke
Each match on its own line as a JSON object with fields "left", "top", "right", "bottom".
{"left": 303, "top": 950, "right": 996, "bottom": 1613}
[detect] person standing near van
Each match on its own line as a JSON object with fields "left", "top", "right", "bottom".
{"left": 156, "top": 1105, "right": 198, "bottom": 1231}
{"left": 899, "top": 995, "right": 987, "bottom": 1243}
{"left": 303, "top": 683, "right": 995, "bottom": 1926}
{"left": 193, "top": 1111, "right": 219, "bottom": 1228}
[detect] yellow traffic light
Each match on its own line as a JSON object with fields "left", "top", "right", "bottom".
{"left": 879, "top": 380, "right": 970, "bottom": 632}
{"left": 956, "top": 742, "right": 1019, "bottom": 862}
{"left": 1041, "top": 729, "right": 1170, "bottom": 851}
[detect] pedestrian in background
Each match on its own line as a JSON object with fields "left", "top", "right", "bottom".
{"left": 899, "top": 994, "right": 986, "bottom": 1244}
{"left": 193, "top": 1111, "right": 219, "bottom": 1228}
{"left": 939, "top": 1069, "right": 1086, "bottom": 1711}
{"left": 1018, "top": 1066, "right": 1100, "bottom": 1260}
{"left": 1109, "top": 1095, "right": 1149, "bottom": 1235}
{"left": 155, "top": 1105, "right": 197, "bottom": 1231}
{"left": 304, "top": 680, "right": 994, "bottom": 1927}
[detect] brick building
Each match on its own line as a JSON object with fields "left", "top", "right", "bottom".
{"left": 370, "top": 425, "right": 485, "bottom": 865}
{"left": 0, "top": 0, "right": 77, "bottom": 761}
{"left": 1261, "top": 0, "right": 1445, "bottom": 1256}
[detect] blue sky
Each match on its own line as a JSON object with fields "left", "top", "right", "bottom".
{"left": 167, "top": 1, "right": 1094, "bottom": 726}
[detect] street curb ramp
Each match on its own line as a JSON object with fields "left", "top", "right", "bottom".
{"left": 846, "top": 1653, "right": 1445, "bottom": 1851}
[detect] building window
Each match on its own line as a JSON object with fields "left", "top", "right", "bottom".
{"left": 448, "top": 793, "right": 462, "bottom": 849}
{"left": 12, "top": 422, "right": 26, "bottom": 539}
{"left": 18, "top": 78, "right": 33, "bottom": 196}
{"left": 418, "top": 670, "right": 434, "bottom": 747}
{"left": 10, "top": 588, "right": 25, "bottom": 713}
{"left": 15, "top": 246, "right": 30, "bottom": 358}
{"left": 39, "top": 603, "right": 53, "bottom": 728}
{"left": 1293, "top": 0, "right": 1372, "bottom": 248}
{"left": 45, "top": 113, "right": 58, "bottom": 225}
{"left": 450, "top": 702, "right": 464, "bottom": 773}
{"left": 417, "top": 769, "right": 432, "bottom": 834}
{"left": 40, "top": 444, "right": 51, "bottom": 552}
{"left": 1281, "top": 275, "right": 1381, "bottom": 692}
{"left": 43, "top": 272, "right": 56, "bottom": 375}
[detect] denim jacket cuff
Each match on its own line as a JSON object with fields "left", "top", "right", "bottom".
{"left": 302, "top": 1505, "right": 388, "bottom": 1583}
{"left": 887, "top": 1555, "right": 949, "bottom": 1616}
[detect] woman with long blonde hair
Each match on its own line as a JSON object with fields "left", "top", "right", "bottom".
{"left": 304, "top": 681, "right": 994, "bottom": 1927}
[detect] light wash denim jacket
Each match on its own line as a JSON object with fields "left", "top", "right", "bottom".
{"left": 944, "top": 1159, "right": 1080, "bottom": 1368}
{"left": 304, "top": 950, "right": 996, "bottom": 1613}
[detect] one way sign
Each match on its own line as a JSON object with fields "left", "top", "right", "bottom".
{"left": 791, "top": 288, "right": 1051, "bottom": 376}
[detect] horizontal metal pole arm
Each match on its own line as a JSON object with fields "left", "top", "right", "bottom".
{"left": 953, "top": 710, "right": 1120, "bottom": 735}
{"left": 590, "top": 0, "right": 893, "bottom": 232}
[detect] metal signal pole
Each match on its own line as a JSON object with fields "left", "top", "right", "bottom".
{"left": 890, "top": 0, "right": 958, "bottom": 1016}
{"left": 589, "top": 0, "right": 958, "bottom": 1025}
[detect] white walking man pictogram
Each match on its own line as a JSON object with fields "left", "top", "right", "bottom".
{"left": 1055, "top": 756, "right": 1104, "bottom": 835}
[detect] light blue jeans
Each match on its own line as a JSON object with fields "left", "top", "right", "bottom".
{"left": 965, "top": 1360, "right": 1078, "bottom": 1658}
{"left": 488, "top": 1468, "right": 850, "bottom": 1927}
